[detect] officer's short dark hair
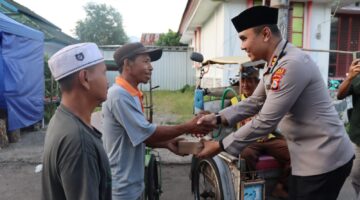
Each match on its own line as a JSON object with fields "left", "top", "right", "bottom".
{"left": 253, "top": 24, "right": 281, "bottom": 37}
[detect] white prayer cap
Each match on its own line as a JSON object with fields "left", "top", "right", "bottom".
{"left": 48, "top": 43, "right": 104, "bottom": 81}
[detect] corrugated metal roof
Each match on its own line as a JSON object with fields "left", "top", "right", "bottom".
{"left": 140, "top": 33, "right": 161, "bottom": 45}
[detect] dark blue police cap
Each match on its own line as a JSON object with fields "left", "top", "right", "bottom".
{"left": 231, "top": 6, "right": 278, "bottom": 33}
{"left": 241, "top": 66, "right": 259, "bottom": 78}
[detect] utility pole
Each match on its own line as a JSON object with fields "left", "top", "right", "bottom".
{"left": 271, "top": 0, "right": 290, "bottom": 40}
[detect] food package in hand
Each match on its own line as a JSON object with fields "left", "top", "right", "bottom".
{"left": 178, "top": 141, "right": 204, "bottom": 154}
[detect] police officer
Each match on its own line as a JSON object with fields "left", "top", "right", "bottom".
{"left": 235, "top": 65, "right": 290, "bottom": 199}
{"left": 196, "top": 6, "right": 354, "bottom": 200}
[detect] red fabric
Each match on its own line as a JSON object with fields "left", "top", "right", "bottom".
{"left": 255, "top": 155, "right": 281, "bottom": 170}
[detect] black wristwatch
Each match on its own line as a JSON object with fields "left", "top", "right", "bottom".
{"left": 219, "top": 138, "right": 225, "bottom": 151}
{"left": 215, "top": 113, "right": 222, "bottom": 125}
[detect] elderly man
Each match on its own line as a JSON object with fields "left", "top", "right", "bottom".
{"left": 196, "top": 6, "right": 354, "bottom": 200}
{"left": 102, "top": 42, "right": 211, "bottom": 200}
{"left": 42, "top": 43, "right": 111, "bottom": 200}
{"left": 234, "top": 66, "right": 290, "bottom": 198}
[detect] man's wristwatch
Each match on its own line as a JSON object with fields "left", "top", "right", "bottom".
{"left": 219, "top": 138, "right": 225, "bottom": 151}
{"left": 215, "top": 113, "right": 222, "bottom": 125}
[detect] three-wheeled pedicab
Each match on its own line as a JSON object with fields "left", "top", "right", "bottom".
{"left": 189, "top": 52, "right": 286, "bottom": 200}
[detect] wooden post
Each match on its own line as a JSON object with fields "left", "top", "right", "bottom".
{"left": 0, "top": 118, "right": 8, "bottom": 148}
{"left": 7, "top": 129, "right": 20, "bottom": 143}
{"left": 0, "top": 109, "right": 8, "bottom": 148}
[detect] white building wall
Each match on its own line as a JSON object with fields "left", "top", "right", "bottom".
{"left": 223, "top": 1, "right": 248, "bottom": 58}
{"left": 199, "top": 4, "right": 225, "bottom": 88}
{"left": 192, "top": 0, "right": 333, "bottom": 87}
{"left": 303, "top": 2, "right": 332, "bottom": 82}
{"left": 198, "top": 2, "right": 251, "bottom": 88}
{"left": 200, "top": 4, "right": 224, "bottom": 58}
{"left": 222, "top": 1, "right": 249, "bottom": 86}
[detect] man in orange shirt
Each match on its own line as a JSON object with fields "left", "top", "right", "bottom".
{"left": 102, "top": 42, "right": 211, "bottom": 200}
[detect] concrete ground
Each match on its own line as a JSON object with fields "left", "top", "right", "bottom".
{"left": 0, "top": 129, "right": 357, "bottom": 200}
{"left": 0, "top": 111, "right": 357, "bottom": 200}
{"left": 0, "top": 130, "right": 196, "bottom": 200}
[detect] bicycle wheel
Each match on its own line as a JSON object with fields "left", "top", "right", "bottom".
{"left": 145, "top": 154, "right": 161, "bottom": 200}
{"left": 193, "top": 158, "right": 223, "bottom": 200}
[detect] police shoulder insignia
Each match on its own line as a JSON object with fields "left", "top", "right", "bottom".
{"left": 271, "top": 78, "right": 280, "bottom": 90}
{"left": 271, "top": 68, "right": 286, "bottom": 91}
{"left": 274, "top": 68, "right": 286, "bottom": 76}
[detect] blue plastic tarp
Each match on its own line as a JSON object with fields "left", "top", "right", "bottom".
{"left": 0, "top": 12, "right": 44, "bottom": 131}
{"left": 0, "top": 12, "right": 43, "bottom": 41}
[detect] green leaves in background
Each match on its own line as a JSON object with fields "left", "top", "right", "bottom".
{"left": 75, "top": 3, "right": 128, "bottom": 45}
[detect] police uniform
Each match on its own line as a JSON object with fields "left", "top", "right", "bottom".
{"left": 219, "top": 6, "right": 355, "bottom": 200}
{"left": 221, "top": 39, "right": 354, "bottom": 176}
{"left": 237, "top": 66, "right": 291, "bottom": 194}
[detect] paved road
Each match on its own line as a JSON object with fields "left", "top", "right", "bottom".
{"left": 0, "top": 162, "right": 194, "bottom": 200}
{"left": 90, "top": 111, "right": 358, "bottom": 200}
{"left": 0, "top": 124, "right": 357, "bottom": 199}
{"left": 0, "top": 162, "right": 356, "bottom": 200}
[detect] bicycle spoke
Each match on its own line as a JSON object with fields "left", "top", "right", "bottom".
{"left": 196, "top": 160, "right": 222, "bottom": 200}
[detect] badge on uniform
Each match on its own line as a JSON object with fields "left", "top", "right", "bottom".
{"left": 270, "top": 56, "right": 278, "bottom": 66}
{"left": 270, "top": 68, "right": 286, "bottom": 91}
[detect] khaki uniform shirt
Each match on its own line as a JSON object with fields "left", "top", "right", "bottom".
{"left": 221, "top": 40, "right": 354, "bottom": 176}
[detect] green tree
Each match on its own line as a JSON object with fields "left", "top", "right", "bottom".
{"left": 155, "top": 29, "right": 187, "bottom": 46}
{"left": 44, "top": 55, "right": 59, "bottom": 123}
{"left": 75, "top": 3, "right": 128, "bottom": 45}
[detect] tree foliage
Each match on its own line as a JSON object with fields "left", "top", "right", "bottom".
{"left": 43, "top": 55, "right": 59, "bottom": 123}
{"left": 75, "top": 3, "right": 128, "bottom": 45}
{"left": 155, "top": 29, "right": 187, "bottom": 46}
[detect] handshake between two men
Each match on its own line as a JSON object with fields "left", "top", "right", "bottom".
{"left": 176, "top": 112, "right": 225, "bottom": 159}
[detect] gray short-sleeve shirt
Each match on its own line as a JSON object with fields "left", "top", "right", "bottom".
{"left": 102, "top": 84, "right": 156, "bottom": 200}
{"left": 42, "top": 105, "right": 112, "bottom": 200}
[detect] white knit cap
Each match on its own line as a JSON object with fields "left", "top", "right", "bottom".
{"left": 48, "top": 43, "right": 104, "bottom": 81}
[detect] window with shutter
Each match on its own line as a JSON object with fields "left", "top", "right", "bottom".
{"left": 329, "top": 18, "right": 338, "bottom": 77}
{"left": 252, "top": 0, "right": 270, "bottom": 6}
{"left": 288, "top": 2, "right": 304, "bottom": 47}
{"left": 329, "top": 14, "right": 360, "bottom": 77}
{"left": 253, "top": 0, "right": 262, "bottom": 6}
